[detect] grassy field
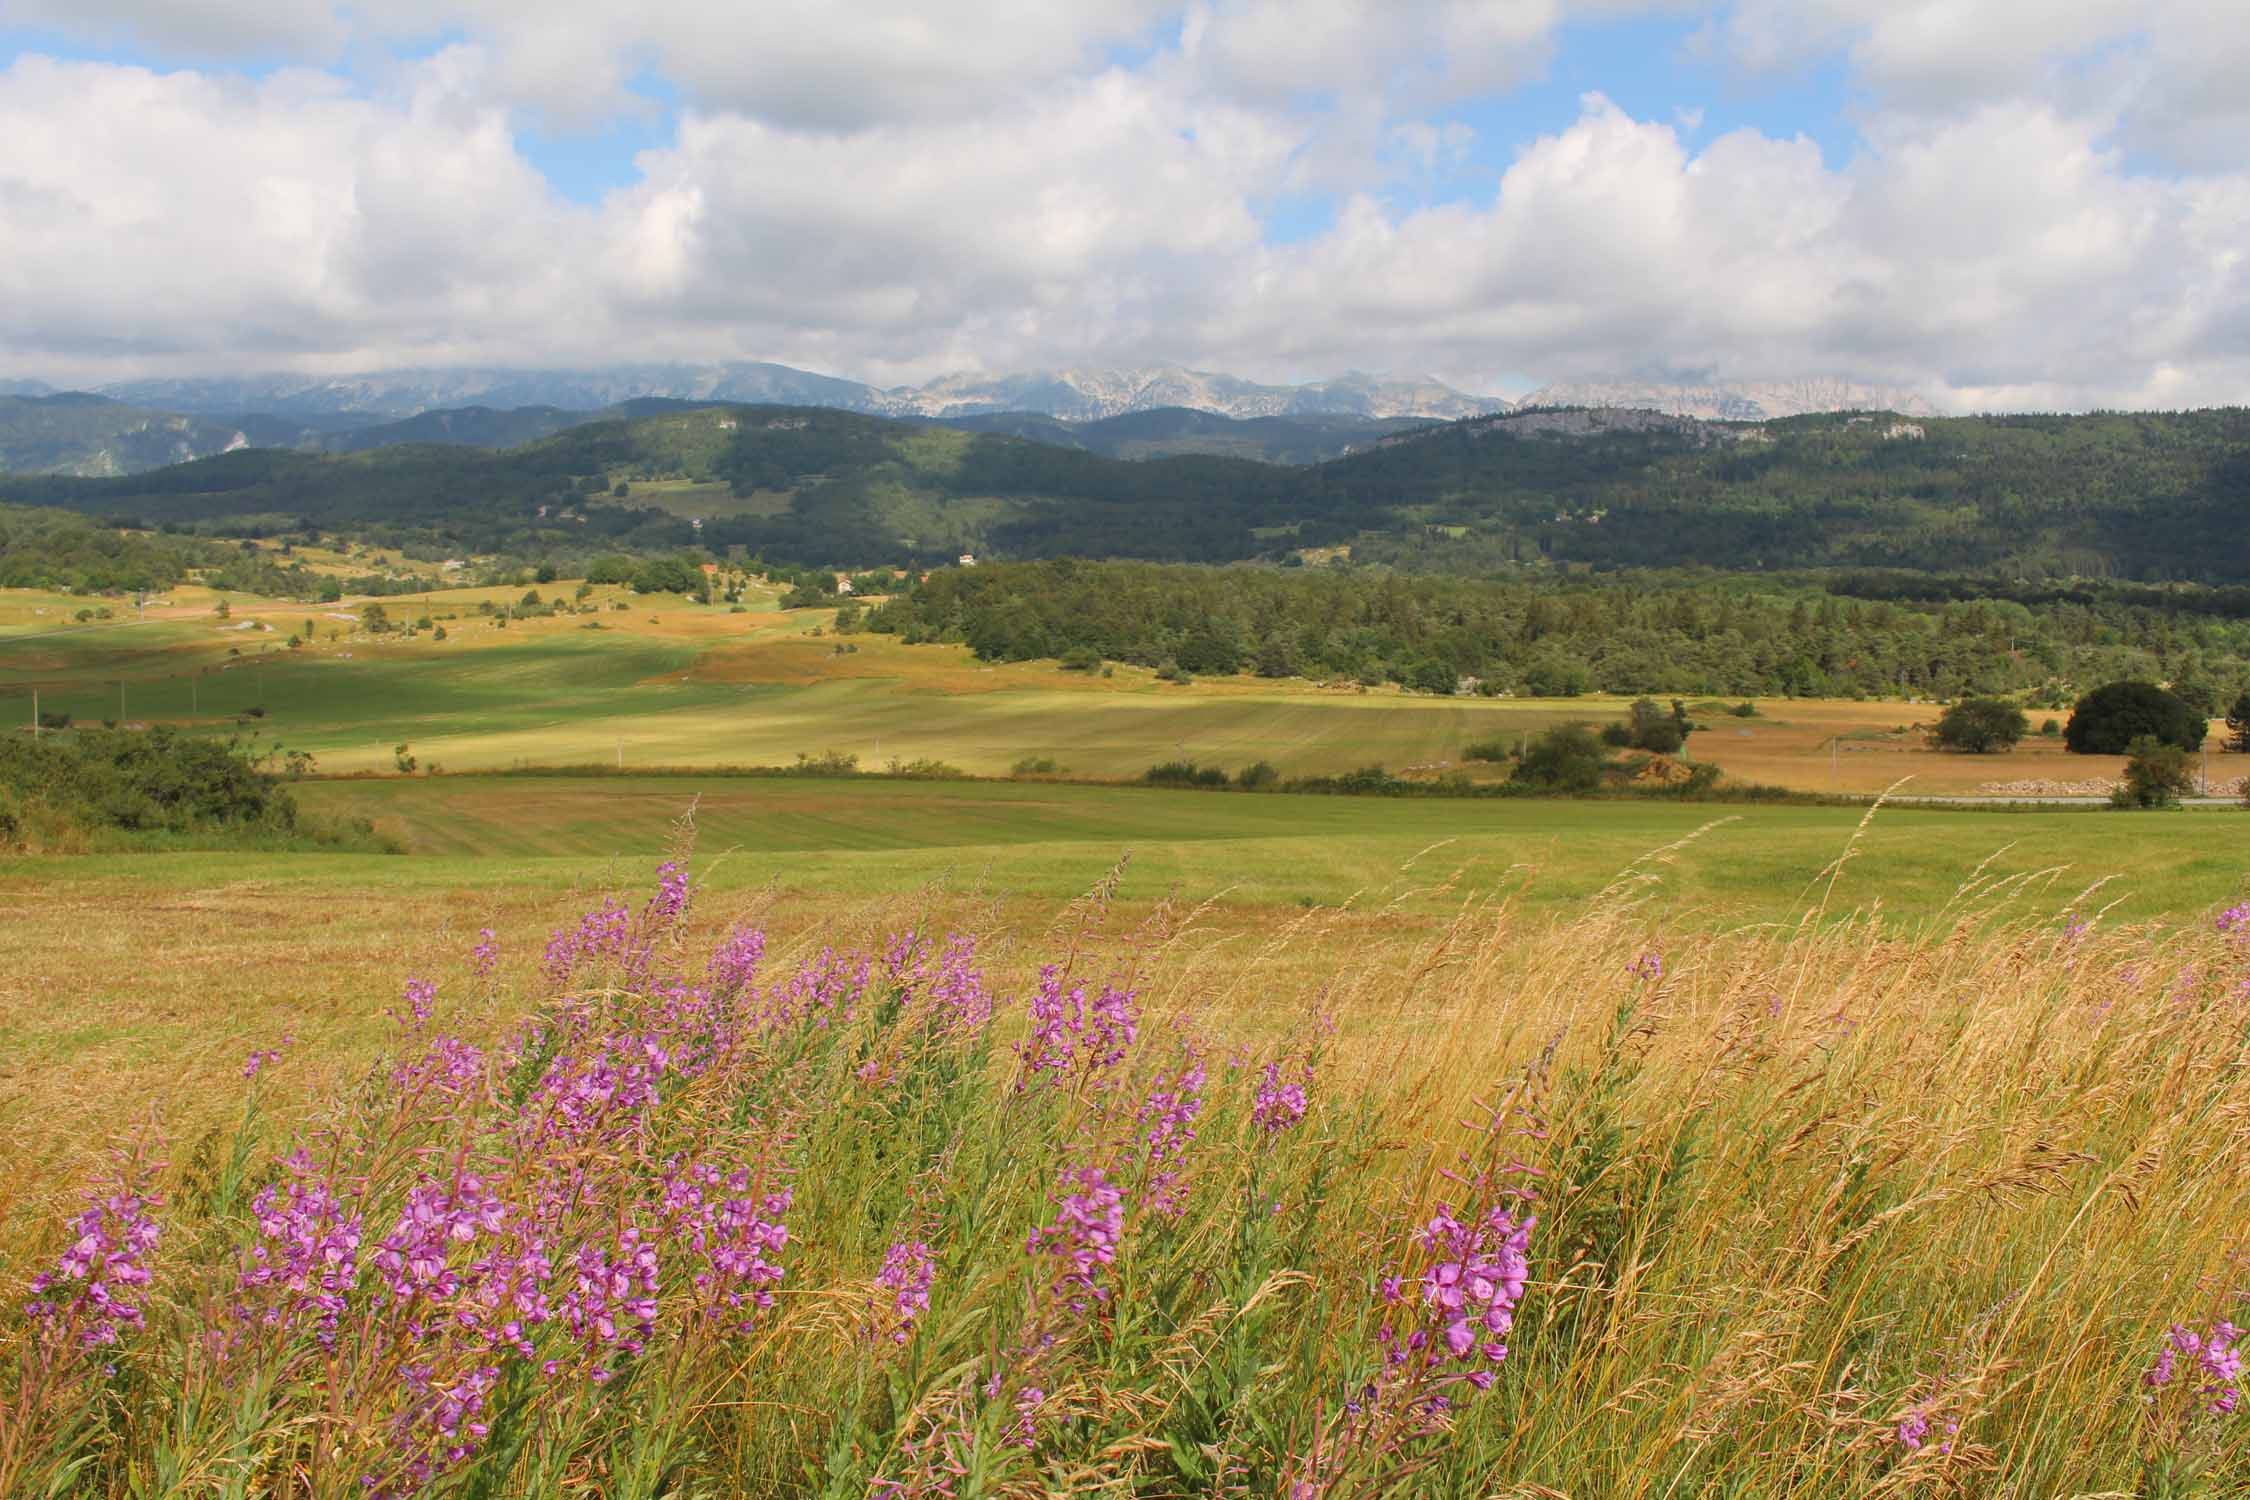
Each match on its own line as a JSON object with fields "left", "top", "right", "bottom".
{"left": 5, "top": 851, "right": 2249, "bottom": 1496}
{"left": 10, "top": 576, "right": 2250, "bottom": 1493}
{"left": 9, "top": 580, "right": 2240, "bottom": 793}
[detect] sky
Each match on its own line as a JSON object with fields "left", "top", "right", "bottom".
{"left": 0, "top": 1, "right": 2245, "bottom": 410}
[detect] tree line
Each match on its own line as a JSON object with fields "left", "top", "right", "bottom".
{"left": 855, "top": 559, "right": 2250, "bottom": 703}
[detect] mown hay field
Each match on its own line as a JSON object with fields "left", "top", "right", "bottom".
{"left": 10, "top": 581, "right": 2236, "bottom": 793}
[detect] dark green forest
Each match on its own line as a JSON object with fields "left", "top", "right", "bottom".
{"left": 3, "top": 402, "right": 2247, "bottom": 580}
{"left": 858, "top": 559, "right": 2250, "bottom": 702}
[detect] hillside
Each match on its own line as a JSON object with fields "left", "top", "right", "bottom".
{"left": 5, "top": 402, "right": 2248, "bottom": 581}
{"left": 0, "top": 394, "right": 256, "bottom": 477}
{"left": 85, "top": 360, "right": 1506, "bottom": 423}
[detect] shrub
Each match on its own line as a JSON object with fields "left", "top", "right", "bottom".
{"left": 1059, "top": 645, "right": 1102, "bottom": 673}
{"left": 793, "top": 749, "right": 861, "bottom": 776}
{"left": 0, "top": 726, "right": 298, "bottom": 837}
{"left": 1235, "top": 760, "right": 1279, "bottom": 790}
{"left": 1729, "top": 701, "right": 1759, "bottom": 717}
{"left": 1510, "top": 724, "right": 1606, "bottom": 792}
{"left": 1599, "top": 722, "right": 1634, "bottom": 748}
{"left": 1011, "top": 756, "right": 1063, "bottom": 776}
{"left": 2041, "top": 718, "right": 2061, "bottom": 737}
{"left": 1929, "top": 697, "right": 2031, "bottom": 754}
{"left": 883, "top": 757, "right": 964, "bottom": 780}
{"left": 2111, "top": 735, "right": 2196, "bottom": 808}
{"left": 1155, "top": 660, "right": 1192, "bottom": 685}
{"left": 1462, "top": 738, "right": 1513, "bottom": 763}
{"left": 1624, "top": 698, "right": 1688, "bottom": 754}
{"left": 1143, "top": 760, "right": 1228, "bottom": 788}
{"left": 2065, "top": 681, "right": 2205, "bottom": 755}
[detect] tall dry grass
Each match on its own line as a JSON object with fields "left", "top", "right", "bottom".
{"left": 3, "top": 836, "right": 2247, "bottom": 1498}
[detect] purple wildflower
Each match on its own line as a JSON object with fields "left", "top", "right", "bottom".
{"left": 2219, "top": 904, "right": 2250, "bottom": 935}
{"left": 928, "top": 934, "right": 992, "bottom": 1033}
{"left": 1015, "top": 967, "right": 1138, "bottom": 1088}
{"left": 471, "top": 928, "right": 499, "bottom": 978}
{"left": 2148, "top": 1320, "right": 2246, "bottom": 1416}
{"left": 542, "top": 897, "right": 636, "bottom": 986}
{"left": 25, "top": 1169, "right": 163, "bottom": 1350}
{"left": 1008, "top": 1386, "right": 1045, "bottom": 1449}
{"left": 648, "top": 861, "right": 692, "bottom": 924}
{"left": 391, "top": 977, "right": 437, "bottom": 1031}
{"left": 1252, "top": 1059, "right": 1311, "bottom": 1134}
{"left": 875, "top": 1240, "right": 936, "bottom": 1344}
{"left": 560, "top": 1228, "right": 660, "bottom": 1376}
{"left": 1028, "top": 1167, "right": 1125, "bottom": 1315}
{"left": 706, "top": 926, "right": 768, "bottom": 1000}
{"left": 660, "top": 1161, "right": 790, "bottom": 1331}
{"left": 242, "top": 1035, "right": 290, "bottom": 1079}
{"left": 236, "top": 1151, "right": 363, "bottom": 1347}
{"left": 1631, "top": 950, "right": 1664, "bottom": 981}
{"left": 1374, "top": 1201, "right": 1534, "bottom": 1395}
{"left": 1893, "top": 1399, "right": 1956, "bottom": 1454}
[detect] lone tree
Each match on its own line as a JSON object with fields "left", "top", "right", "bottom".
{"left": 2063, "top": 681, "right": 2205, "bottom": 755}
{"left": 2226, "top": 690, "right": 2250, "bottom": 753}
{"left": 1929, "top": 697, "right": 2031, "bottom": 754}
{"left": 1510, "top": 724, "right": 1606, "bottom": 792}
{"left": 1624, "top": 697, "right": 1687, "bottom": 754}
{"left": 2111, "top": 735, "right": 2196, "bottom": 808}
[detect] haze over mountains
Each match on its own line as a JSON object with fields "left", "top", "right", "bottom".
{"left": 0, "top": 361, "right": 1953, "bottom": 478}
{"left": 16, "top": 360, "right": 1939, "bottom": 425}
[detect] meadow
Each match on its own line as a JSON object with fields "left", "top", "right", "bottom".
{"left": 4, "top": 851, "right": 2249, "bottom": 1497}
{"left": 8, "top": 579, "right": 2240, "bottom": 794}
{"left": 8, "top": 580, "right": 2250, "bottom": 1495}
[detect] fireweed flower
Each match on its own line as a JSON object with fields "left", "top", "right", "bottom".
{"left": 660, "top": 1160, "right": 790, "bottom": 1331}
{"left": 560, "top": 1228, "right": 660, "bottom": 1377}
{"left": 542, "top": 897, "right": 636, "bottom": 985}
{"left": 1015, "top": 967, "right": 1139, "bottom": 1087}
{"left": 928, "top": 934, "right": 993, "bottom": 1033}
{"left": 372, "top": 1173, "right": 510, "bottom": 1303}
{"left": 1252, "top": 1059, "right": 1312, "bottom": 1134}
{"left": 763, "top": 948, "right": 874, "bottom": 1031}
{"left": 471, "top": 927, "right": 499, "bottom": 977}
{"left": 2147, "top": 1321, "right": 2247, "bottom": 1415}
{"left": 25, "top": 1169, "right": 163, "bottom": 1350}
{"left": 1894, "top": 1399, "right": 1957, "bottom": 1454}
{"left": 2218, "top": 904, "right": 2250, "bottom": 936}
{"left": 236, "top": 1151, "right": 363, "bottom": 1347}
{"left": 1008, "top": 1386, "right": 1046, "bottom": 1449}
{"left": 874, "top": 1240, "right": 936, "bottom": 1344}
{"left": 707, "top": 925, "right": 767, "bottom": 998}
{"left": 1028, "top": 1167, "right": 1126, "bottom": 1315}
{"left": 1631, "top": 951, "right": 1664, "bottom": 981}
{"left": 242, "top": 1034, "right": 292, "bottom": 1079}
{"left": 1375, "top": 1200, "right": 1535, "bottom": 1398}
{"left": 648, "top": 861, "right": 692, "bottom": 924}
{"left": 391, "top": 977, "right": 437, "bottom": 1031}
{"left": 1134, "top": 1055, "right": 1207, "bottom": 1220}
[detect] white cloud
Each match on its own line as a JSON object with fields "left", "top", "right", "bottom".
{"left": 0, "top": 54, "right": 586, "bottom": 376}
{"left": 0, "top": 7, "right": 2246, "bottom": 409}
{"left": 5, "top": 0, "right": 349, "bottom": 61}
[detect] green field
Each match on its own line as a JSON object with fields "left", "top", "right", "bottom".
{"left": 1, "top": 772, "right": 2224, "bottom": 926}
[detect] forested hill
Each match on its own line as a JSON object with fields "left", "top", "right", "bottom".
{"left": 3, "top": 402, "right": 2247, "bottom": 582}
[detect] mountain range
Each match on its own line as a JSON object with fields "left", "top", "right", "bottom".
{"left": 83, "top": 362, "right": 1504, "bottom": 424}
{"left": 8, "top": 399, "right": 2244, "bottom": 583}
